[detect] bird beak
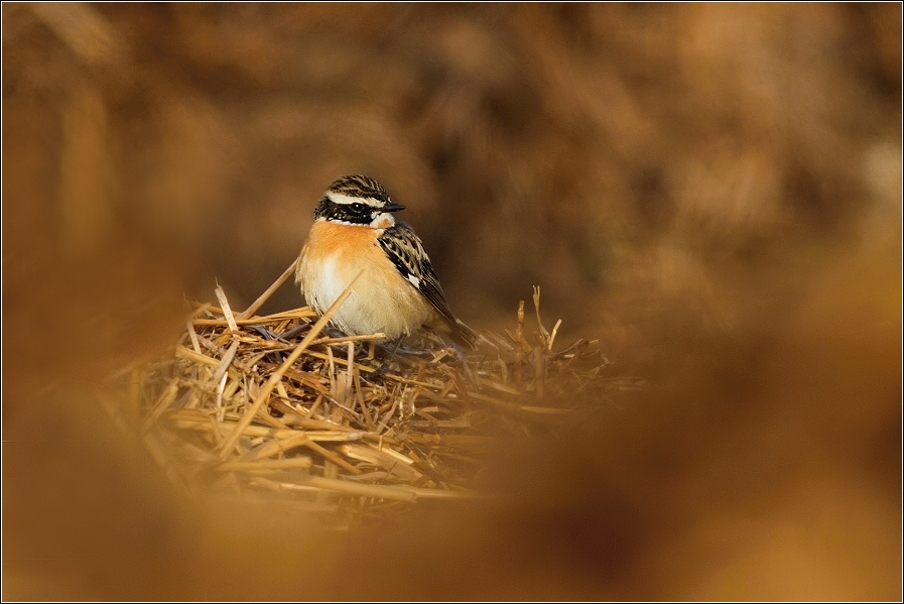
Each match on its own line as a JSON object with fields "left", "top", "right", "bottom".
{"left": 384, "top": 202, "right": 406, "bottom": 213}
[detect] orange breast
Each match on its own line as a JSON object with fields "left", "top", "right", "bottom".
{"left": 303, "top": 221, "right": 379, "bottom": 264}
{"left": 296, "top": 221, "right": 436, "bottom": 339}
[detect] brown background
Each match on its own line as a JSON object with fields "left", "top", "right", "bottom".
{"left": 3, "top": 3, "right": 901, "bottom": 600}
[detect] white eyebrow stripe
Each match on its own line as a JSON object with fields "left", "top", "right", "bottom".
{"left": 327, "top": 192, "right": 380, "bottom": 206}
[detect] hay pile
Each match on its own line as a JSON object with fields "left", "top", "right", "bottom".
{"left": 114, "top": 263, "right": 619, "bottom": 524}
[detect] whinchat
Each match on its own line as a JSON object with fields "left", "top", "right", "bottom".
{"left": 295, "top": 174, "right": 478, "bottom": 349}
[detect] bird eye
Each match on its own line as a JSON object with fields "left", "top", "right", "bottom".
{"left": 350, "top": 203, "right": 365, "bottom": 213}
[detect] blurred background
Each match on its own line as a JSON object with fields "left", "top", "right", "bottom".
{"left": 3, "top": 3, "right": 900, "bottom": 600}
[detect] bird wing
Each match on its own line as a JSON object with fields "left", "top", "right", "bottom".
{"left": 379, "top": 222, "right": 478, "bottom": 348}
{"left": 378, "top": 222, "right": 456, "bottom": 327}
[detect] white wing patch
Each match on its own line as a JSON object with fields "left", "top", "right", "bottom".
{"left": 406, "top": 274, "right": 421, "bottom": 289}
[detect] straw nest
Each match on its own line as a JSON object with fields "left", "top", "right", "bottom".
{"left": 110, "top": 262, "right": 625, "bottom": 526}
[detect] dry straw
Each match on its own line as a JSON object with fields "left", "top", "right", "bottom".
{"left": 111, "top": 261, "right": 621, "bottom": 524}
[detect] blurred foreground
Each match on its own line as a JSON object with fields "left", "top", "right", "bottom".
{"left": 3, "top": 4, "right": 901, "bottom": 600}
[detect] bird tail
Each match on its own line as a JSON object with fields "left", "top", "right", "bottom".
{"left": 449, "top": 317, "right": 479, "bottom": 350}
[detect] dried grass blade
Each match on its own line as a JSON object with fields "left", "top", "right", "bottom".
{"left": 214, "top": 283, "right": 239, "bottom": 334}
{"left": 248, "top": 432, "right": 309, "bottom": 461}
{"left": 175, "top": 346, "right": 219, "bottom": 367}
{"left": 338, "top": 444, "right": 422, "bottom": 481}
{"left": 217, "top": 270, "right": 364, "bottom": 459}
{"left": 186, "top": 319, "right": 202, "bottom": 354}
{"left": 265, "top": 475, "right": 477, "bottom": 501}
{"left": 141, "top": 381, "right": 180, "bottom": 432}
{"left": 548, "top": 318, "right": 562, "bottom": 352}
{"left": 213, "top": 339, "right": 240, "bottom": 384}
{"left": 303, "top": 439, "right": 361, "bottom": 474}
{"left": 238, "top": 259, "right": 297, "bottom": 320}
{"left": 217, "top": 457, "right": 313, "bottom": 472}
{"left": 344, "top": 341, "right": 354, "bottom": 404}
{"left": 533, "top": 285, "right": 549, "bottom": 339}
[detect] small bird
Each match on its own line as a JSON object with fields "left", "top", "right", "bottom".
{"left": 295, "top": 174, "right": 478, "bottom": 349}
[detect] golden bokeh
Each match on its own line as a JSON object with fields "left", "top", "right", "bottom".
{"left": 3, "top": 3, "right": 900, "bottom": 600}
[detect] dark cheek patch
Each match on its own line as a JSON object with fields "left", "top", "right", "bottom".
{"left": 315, "top": 200, "right": 372, "bottom": 224}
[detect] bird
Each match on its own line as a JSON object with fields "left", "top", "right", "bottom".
{"left": 295, "top": 174, "right": 478, "bottom": 350}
